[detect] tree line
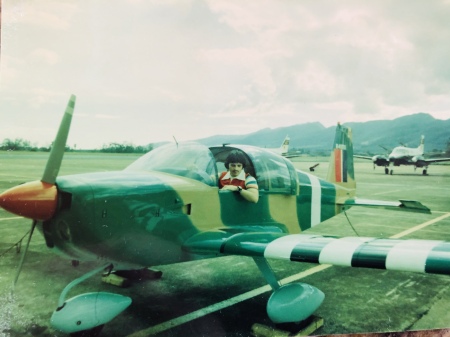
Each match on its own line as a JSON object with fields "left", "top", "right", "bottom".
{"left": 0, "top": 138, "right": 153, "bottom": 154}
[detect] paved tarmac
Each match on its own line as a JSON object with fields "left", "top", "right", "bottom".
{"left": 0, "top": 157, "right": 449, "bottom": 337}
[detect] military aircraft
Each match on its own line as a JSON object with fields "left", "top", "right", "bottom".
{"left": 1, "top": 95, "right": 450, "bottom": 336}
{"left": 355, "top": 135, "right": 450, "bottom": 175}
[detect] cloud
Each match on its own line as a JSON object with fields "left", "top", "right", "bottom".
{"left": 2, "top": 0, "right": 450, "bottom": 149}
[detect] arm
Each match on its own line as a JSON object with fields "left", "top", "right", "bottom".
{"left": 241, "top": 187, "right": 259, "bottom": 203}
{"left": 221, "top": 185, "right": 259, "bottom": 203}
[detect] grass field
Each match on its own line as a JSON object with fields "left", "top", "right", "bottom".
{"left": 0, "top": 151, "right": 449, "bottom": 337}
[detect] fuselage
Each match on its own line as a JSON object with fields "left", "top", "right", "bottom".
{"left": 389, "top": 146, "right": 424, "bottom": 166}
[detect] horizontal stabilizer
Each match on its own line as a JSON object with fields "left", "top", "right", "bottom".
{"left": 353, "top": 155, "right": 373, "bottom": 160}
{"left": 342, "top": 198, "right": 431, "bottom": 214}
{"left": 183, "top": 232, "right": 450, "bottom": 276}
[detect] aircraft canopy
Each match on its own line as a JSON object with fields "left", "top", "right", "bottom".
{"left": 125, "top": 142, "right": 218, "bottom": 185}
{"left": 126, "top": 142, "right": 297, "bottom": 194}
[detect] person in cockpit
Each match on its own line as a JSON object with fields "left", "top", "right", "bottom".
{"left": 219, "top": 150, "right": 259, "bottom": 203}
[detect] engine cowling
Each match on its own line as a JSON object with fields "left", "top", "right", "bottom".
{"left": 372, "top": 155, "right": 389, "bottom": 166}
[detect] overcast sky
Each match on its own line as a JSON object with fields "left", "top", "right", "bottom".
{"left": 1, "top": 0, "right": 450, "bottom": 149}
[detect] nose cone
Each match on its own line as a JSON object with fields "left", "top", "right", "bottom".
{"left": 0, "top": 181, "right": 58, "bottom": 221}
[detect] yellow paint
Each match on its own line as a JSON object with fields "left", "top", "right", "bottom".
{"left": 268, "top": 194, "right": 301, "bottom": 233}
{"left": 174, "top": 180, "right": 221, "bottom": 231}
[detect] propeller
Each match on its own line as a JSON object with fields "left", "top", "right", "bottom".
{"left": 0, "top": 95, "right": 76, "bottom": 287}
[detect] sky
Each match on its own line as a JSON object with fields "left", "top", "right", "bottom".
{"left": 1, "top": 0, "right": 450, "bottom": 149}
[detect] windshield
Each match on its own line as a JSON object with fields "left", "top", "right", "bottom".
{"left": 125, "top": 142, "right": 217, "bottom": 186}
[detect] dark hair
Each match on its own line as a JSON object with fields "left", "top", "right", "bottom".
{"left": 225, "top": 150, "right": 247, "bottom": 169}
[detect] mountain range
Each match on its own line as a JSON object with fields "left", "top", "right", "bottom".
{"left": 194, "top": 113, "right": 450, "bottom": 155}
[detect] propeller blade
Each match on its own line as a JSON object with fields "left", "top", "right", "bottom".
{"left": 42, "top": 95, "right": 76, "bottom": 184}
{"left": 13, "top": 221, "right": 38, "bottom": 287}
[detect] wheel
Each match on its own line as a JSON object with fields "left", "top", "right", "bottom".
{"left": 384, "top": 168, "right": 389, "bottom": 174}
{"left": 390, "top": 170, "right": 393, "bottom": 175}
{"left": 423, "top": 169, "right": 427, "bottom": 175}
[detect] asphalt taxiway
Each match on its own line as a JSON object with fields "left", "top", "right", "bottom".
{"left": 0, "top": 157, "right": 449, "bottom": 337}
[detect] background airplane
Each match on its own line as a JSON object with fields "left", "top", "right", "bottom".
{"left": 267, "top": 135, "right": 302, "bottom": 158}
{"left": 355, "top": 135, "right": 450, "bottom": 175}
{"left": 1, "top": 96, "right": 450, "bottom": 336}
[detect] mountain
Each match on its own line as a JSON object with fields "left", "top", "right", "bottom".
{"left": 195, "top": 113, "right": 450, "bottom": 155}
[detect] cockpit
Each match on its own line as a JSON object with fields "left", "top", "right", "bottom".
{"left": 125, "top": 142, "right": 297, "bottom": 194}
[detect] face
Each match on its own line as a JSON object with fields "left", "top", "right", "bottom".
{"left": 229, "top": 163, "right": 243, "bottom": 177}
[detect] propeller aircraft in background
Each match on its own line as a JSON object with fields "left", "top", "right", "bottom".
{"left": 355, "top": 135, "right": 450, "bottom": 175}
{"left": 2, "top": 95, "right": 450, "bottom": 336}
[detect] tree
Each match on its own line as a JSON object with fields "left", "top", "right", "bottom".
{"left": 1, "top": 138, "right": 32, "bottom": 151}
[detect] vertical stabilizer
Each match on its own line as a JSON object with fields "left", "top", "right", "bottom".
{"left": 281, "top": 136, "right": 290, "bottom": 154}
{"left": 326, "top": 124, "right": 356, "bottom": 190}
{"left": 418, "top": 135, "right": 425, "bottom": 154}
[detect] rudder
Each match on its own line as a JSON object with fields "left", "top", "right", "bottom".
{"left": 326, "top": 123, "right": 356, "bottom": 190}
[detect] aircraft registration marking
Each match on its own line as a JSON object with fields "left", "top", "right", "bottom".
{"left": 305, "top": 173, "right": 321, "bottom": 227}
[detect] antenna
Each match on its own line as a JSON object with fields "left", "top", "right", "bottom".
{"left": 173, "top": 136, "right": 178, "bottom": 148}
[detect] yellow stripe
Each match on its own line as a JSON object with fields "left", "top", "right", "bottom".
{"left": 389, "top": 212, "right": 450, "bottom": 239}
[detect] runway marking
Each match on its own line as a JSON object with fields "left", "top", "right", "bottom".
{"left": 0, "top": 217, "right": 23, "bottom": 222}
{"left": 389, "top": 212, "right": 450, "bottom": 239}
{"left": 126, "top": 212, "right": 450, "bottom": 336}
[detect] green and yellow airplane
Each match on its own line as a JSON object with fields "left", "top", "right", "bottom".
{"left": 1, "top": 95, "right": 450, "bottom": 335}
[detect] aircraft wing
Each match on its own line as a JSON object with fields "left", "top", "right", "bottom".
{"left": 183, "top": 231, "right": 450, "bottom": 275}
{"left": 354, "top": 155, "right": 373, "bottom": 160}
{"left": 424, "top": 157, "right": 450, "bottom": 164}
{"left": 342, "top": 198, "right": 431, "bottom": 213}
{"left": 282, "top": 152, "right": 302, "bottom": 159}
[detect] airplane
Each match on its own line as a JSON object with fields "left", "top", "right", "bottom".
{"left": 266, "top": 135, "right": 301, "bottom": 158}
{"left": 1, "top": 95, "right": 450, "bottom": 336}
{"left": 355, "top": 135, "right": 450, "bottom": 175}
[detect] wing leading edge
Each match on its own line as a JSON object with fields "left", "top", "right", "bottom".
{"left": 424, "top": 157, "right": 450, "bottom": 164}
{"left": 183, "top": 232, "right": 450, "bottom": 275}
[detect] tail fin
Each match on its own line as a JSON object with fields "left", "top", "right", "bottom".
{"left": 418, "top": 135, "right": 425, "bottom": 154}
{"left": 280, "top": 136, "right": 290, "bottom": 154}
{"left": 326, "top": 123, "right": 356, "bottom": 190}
